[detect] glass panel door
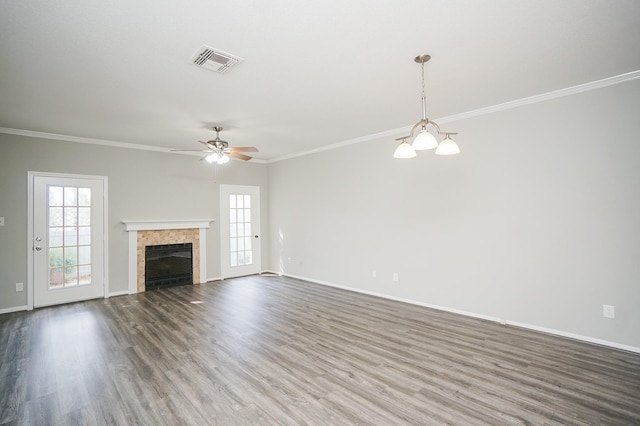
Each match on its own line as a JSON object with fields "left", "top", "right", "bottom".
{"left": 220, "top": 185, "right": 261, "bottom": 278}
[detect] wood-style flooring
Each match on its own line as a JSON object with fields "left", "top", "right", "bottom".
{"left": 1, "top": 275, "right": 639, "bottom": 425}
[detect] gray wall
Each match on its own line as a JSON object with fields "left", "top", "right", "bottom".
{"left": 0, "top": 134, "right": 269, "bottom": 309}
{"left": 267, "top": 79, "right": 640, "bottom": 348}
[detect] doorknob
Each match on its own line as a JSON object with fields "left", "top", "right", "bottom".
{"left": 35, "top": 246, "right": 43, "bottom": 251}
{"left": 254, "top": 235, "right": 259, "bottom": 239}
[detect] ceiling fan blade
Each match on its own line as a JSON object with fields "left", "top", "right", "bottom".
{"left": 199, "top": 140, "right": 214, "bottom": 148}
{"left": 230, "top": 147, "right": 259, "bottom": 153}
{"left": 171, "top": 149, "right": 213, "bottom": 152}
{"left": 229, "top": 152, "right": 252, "bottom": 161}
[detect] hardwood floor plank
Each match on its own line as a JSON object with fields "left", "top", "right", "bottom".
{"left": 1, "top": 275, "right": 639, "bottom": 425}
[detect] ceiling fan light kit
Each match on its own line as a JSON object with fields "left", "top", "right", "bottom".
{"left": 393, "top": 54, "right": 461, "bottom": 159}
{"left": 173, "top": 126, "right": 258, "bottom": 164}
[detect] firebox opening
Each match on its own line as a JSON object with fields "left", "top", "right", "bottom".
{"left": 145, "top": 243, "right": 193, "bottom": 291}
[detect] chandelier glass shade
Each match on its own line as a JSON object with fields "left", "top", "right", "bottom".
{"left": 394, "top": 54, "right": 461, "bottom": 159}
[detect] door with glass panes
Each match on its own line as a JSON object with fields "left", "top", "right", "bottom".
{"left": 32, "top": 174, "right": 105, "bottom": 307}
{"left": 220, "top": 185, "right": 261, "bottom": 278}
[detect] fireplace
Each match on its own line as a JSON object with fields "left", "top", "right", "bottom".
{"left": 122, "top": 220, "right": 214, "bottom": 294}
{"left": 145, "top": 243, "right": 193, "bottom": 291}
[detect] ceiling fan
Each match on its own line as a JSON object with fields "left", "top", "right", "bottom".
{"left": 172, "top": 126, "right": 258, "bottom": 164}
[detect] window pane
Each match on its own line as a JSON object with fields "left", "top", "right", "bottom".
{"left": 64, "top": 208, "right": 78, "bottom": 226}
{"left": 237, "top": 224, "right": 245, "bottom": 237}
{"left": 244, "top": 209, "right": 251, "bottom": 222}
{"left": 78, "top": 227, "right": 91, "bottom": 245}
{"left": 49, "top": 267, "right": 64, "bottom": 288}
{"left": 49, "top": 207, "right": 63, "bottom": 226}
{"left": 237, "top": 194, "right": 244, "bottom": 208}
{"left": 245, "top": 237, "right": 252, "bottom": 251}
{"left": 49, "top": 187, "right": 63, "bottom": 206}
{"left": 238, "top": 252, "right": 245, "bottom": 266}
{"left": 50, "top": 247, "right": 63, "bottom": 267}
{"left": 49, "top": 227, "right": 63, "bottom": 247}
{"left": 237, "top": 209, "right": 244, "bottom": 223}
{"left": 230, "top": 208, "right": 237, "bottom": 224}
{"left": 78, "top": 188, "right": 91, "bottom": 206}
{"left": 64, "top": 227, "right": 78, "bottom": 246}
{"left": 64, "top": 187, "right": 78, "bottom": 206}
{"left": 64, "top": 267, "right": 78, "bottom": 286}
{"left": 65, "top": 247, "right": 78, "bottom": 267}
{"left": 244, "top": 195, "right": 251, "bottom": 208}
{"left": 230, "top": 223, "right": 237, "bottom": 238}
{"left": 245, "top": 251, "right": 252, "bottom": 265}
{"left": 229, "top": 194, "right": 236, "bottom": 208}
{"left": 78, "top": 207, "right": 91, "bottom": 226}
{"left": 238, "top": 237, "right": 244, "bottom": 251}
{"left": 230, "top": 253, "right": 237, "bottom": 267}
{"left": 78, "top": 246, "right": 91, "bottom": 265}
{"left": 230, "top": 237, "right": 237, "bottom": 252}
{"left": 244, "top": 223, "right": 251, "bottom": 236}
{"left": 79, "top": 265, "right": 91, "bottom": 285}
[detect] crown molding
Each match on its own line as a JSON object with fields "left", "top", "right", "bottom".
{"left": 2, "top": 70, "right": 638, "bottom": 164}
{"left": 266, "top": 70, "right": 640, "bottom": 163}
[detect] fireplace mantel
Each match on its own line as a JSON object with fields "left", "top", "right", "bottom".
{"left": 122, "top": 219, "right": 214, "bottom": 293}
{"left": 122, "top": 219, "right": 214, "bottom": 232}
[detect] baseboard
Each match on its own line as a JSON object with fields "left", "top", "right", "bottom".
{"left": 277, "top": 272, "right": 640, "bottom": 354}
{"left": 107, "top": 290, "right": 129, "bottom": 298}
{"left": 0, "top": 305, "right": 28, "bottom": 314}
{"left": 506, "top": 320, "right": 640, "bottom": 354}
{"left": 205, "top": 277, "right": 222, "bottom": 283}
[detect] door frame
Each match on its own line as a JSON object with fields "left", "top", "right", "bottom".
{"left": 219, "top": 184, "right": 261, "bottom": 279}
{"left": 27, "top": 171, "right": 109, "bottom": 310}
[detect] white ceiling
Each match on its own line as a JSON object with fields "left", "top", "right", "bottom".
{"left": 1, "top": 0, "right": 639, "bottom": 161}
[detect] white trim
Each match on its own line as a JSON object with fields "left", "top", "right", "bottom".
{"left": 127, "top": 230, "right": 138, "bottom": 294}
{"left": 0, "top": 305, "right": 28, "bottom": 314}
{"left": 121, "top": 219, "right": 214, "bottom": 231}
{"left": 27, "top": 171, "right": 109, "bottom": 310}
{"left": 0, "top": 127, "right": 268, "bottom": 163}
{"left": 267, "top": 70, "right": 640, "bottom": 163}
{"left": 274, "top": 271, "right": 640, "bottom": 354}
{"left": 505, "top": 320, "right": 640, "bottom": 354}
{"left": 108, "top": 290, "right": 130, "bottom": 298}
{"left": 199, "top": 228, "right": 207, "bottom": 285}
{"left": 205, "top": 276, "right": 222, "bottom": 283}
{"left": 3, "top": 71, "right": 638, "bottom": 165}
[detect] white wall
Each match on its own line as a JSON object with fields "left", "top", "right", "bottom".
{"left": 268, "top": 78, "right": 640, "bottom": 349}
{"left": 0, "top": 134, "right": 269, "bottom": 310}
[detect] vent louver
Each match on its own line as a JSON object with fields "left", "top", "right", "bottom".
{"left": 189, "top": 46, "right": 243, "bottom": 74}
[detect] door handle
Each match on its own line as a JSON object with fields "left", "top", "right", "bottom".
{"left": 35, "top": 246, "right": 42, "bottom": 251}
{"left": 254, "top": 235, "right": 259, "bottom": 239}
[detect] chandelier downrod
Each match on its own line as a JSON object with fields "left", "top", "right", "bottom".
{"left": 393, "top": 53, "right": 461, "bottom": 158}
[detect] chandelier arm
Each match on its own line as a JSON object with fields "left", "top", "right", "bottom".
{"left": 408, "top": 119, "right": 442, "bottom": 138}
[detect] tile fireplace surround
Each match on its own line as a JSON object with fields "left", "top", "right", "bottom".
{"left": 122, "top": 220, "right": 214, "bottom": 293}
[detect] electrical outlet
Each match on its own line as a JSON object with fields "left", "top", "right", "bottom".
{"left": 603, "top": 305, "right": 615, "bottom": 319}
{"left": 16, "top": 282, "right": 23, "bottom": 292}
{"left": 0, "top": 217, "right": 4, "bottom": 226}
{"left": 393, "top": 273, "right": 399, "bottom": 283}
{"left": 371, "top": 270, "right": 377, "bottom": 278}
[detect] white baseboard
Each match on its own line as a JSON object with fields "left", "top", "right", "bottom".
{"left": 205, "top": 276, "right": 222, "bottom": 283}
{"left": 0, "top": 305, "right": 28, "bottom": 314}
{"left": 276, "top": 272, "right": 640, "bottom": 354}
{"left": 107, "top": 290, "right": 129, "bottom": 298}
{"left": 505, "top": 320, "right": 640, "bottom": 354}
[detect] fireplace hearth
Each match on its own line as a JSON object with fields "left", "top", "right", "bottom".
{"left": 145, "top": 243, "right": 193, "bottom": 291}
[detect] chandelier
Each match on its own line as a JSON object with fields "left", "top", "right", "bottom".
{"left": 394, "top": 54, "right": 461, "bottom": 159}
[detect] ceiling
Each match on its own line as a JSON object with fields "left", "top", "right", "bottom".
{"left": 1, "top": 0, "right": 639, "bottom": 162}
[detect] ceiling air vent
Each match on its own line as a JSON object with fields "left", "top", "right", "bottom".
{"left": 189, "top": 45, "right": 243, "bottom": 74}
